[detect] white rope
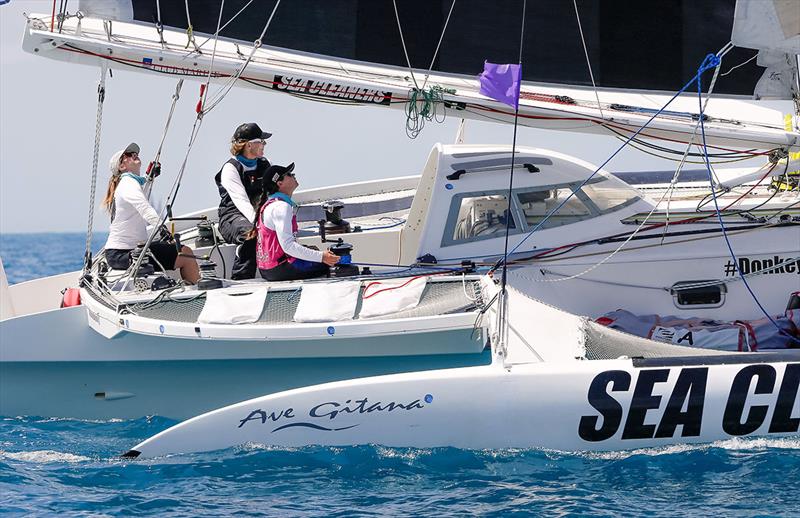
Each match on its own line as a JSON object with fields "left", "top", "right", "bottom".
{"left": 392, "top": 0, "right": 420, "bottom": 89}
{"left": 82, "top": 63, "right": 107, "bottom": 273}
{"left": 183, "top": 0, "right": 201, "bottom": 52}
{"left": 573, "top": 0, "right": 603, "bottom": 119}
{"left": 144, "top": 79, "right": 184, "bottom": 200}
{"left": 721, "top": 52, "right": 758, "bottom": 77}
{"left": 421, "top": 0, "right": 457, "bottom": 90}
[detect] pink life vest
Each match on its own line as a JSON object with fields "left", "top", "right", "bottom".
{"left": 256, "top": 197, "right": 298, "bottom": 270}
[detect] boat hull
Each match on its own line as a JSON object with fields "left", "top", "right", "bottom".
{"left": 0, "top": 306, "right": 489, "bottom": 419}
{"left": 129, "top": 354, "right": 800, "bottom": 457}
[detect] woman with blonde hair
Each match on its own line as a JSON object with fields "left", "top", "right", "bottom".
{"left": 213, "top": 122, "right": 272, "bottom": 279}
{"left": 102, "top": 143, "right": 199, "bottom": 283}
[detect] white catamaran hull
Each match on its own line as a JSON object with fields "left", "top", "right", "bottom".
{"left": 127, "top": 355, "right": 800, "bottom": 458}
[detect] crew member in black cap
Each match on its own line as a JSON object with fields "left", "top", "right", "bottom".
{"left": 253, "top": 163, "right": 339, "bottom": 281}
{"left": 214, "top": 122, "right": 273, "bottom": 279}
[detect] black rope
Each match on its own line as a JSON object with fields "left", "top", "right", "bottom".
{"left": 499, "top": 0, "right": 527, "bottom": 296}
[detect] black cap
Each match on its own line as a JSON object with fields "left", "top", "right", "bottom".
{"left": 262, "top": 163, "right": 295, "bottom": 194}
{"left": 233, "top": 122, "right": 272, "bottom": 142}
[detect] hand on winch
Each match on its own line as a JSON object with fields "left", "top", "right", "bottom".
{"left": 322, "top": 250, "right": 341, "bottom": 266}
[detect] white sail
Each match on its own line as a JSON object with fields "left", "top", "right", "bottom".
{"left": 22, "top": 11, "right": 799, "bottom": 151}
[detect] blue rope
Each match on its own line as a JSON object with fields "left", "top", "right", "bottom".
{"left": 491, "top": 54, "right": 725, "bottom": 272}
{"left": 694, "top": 54, "right": 800, "bottom": 347}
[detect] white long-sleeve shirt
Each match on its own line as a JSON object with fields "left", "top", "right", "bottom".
{"left": 104, "top": 174, "right": 161, "bottom": 250}
{"left": 261, "top": 200, "right": 323, "bottom": 263}
{"left": 220, "top": 161, "right": 257, "bottom": 223}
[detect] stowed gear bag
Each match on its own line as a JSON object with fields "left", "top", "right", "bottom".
{"left": 596, "top": 293, "right": 800, "bottom": 352}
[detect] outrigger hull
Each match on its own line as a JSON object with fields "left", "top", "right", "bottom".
{"left": 127, "top": 354, "right": 800, "bottom": 457}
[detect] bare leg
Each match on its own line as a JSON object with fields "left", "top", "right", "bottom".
{"left": 176, "top": 245, "right": 201, "bottom": 284}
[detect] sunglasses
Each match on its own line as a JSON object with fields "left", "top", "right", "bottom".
{"left": 248, "top": 139, "right": 267, "bottom": 145}
{"left": 122, "top": 152, "right": 139, "bottom": 160}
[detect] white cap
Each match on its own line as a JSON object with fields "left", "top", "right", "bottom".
{"left": 108, "top": 142, "right": 140, "bottom": 175}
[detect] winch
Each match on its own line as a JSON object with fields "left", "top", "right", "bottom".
{"left": 130, "top": 242, "right": 155, "bottom": 277}
{"left": 318, "top": 200, "right": 350, "bottom": 238}
{"left": 197, "top": 259, "right": 223, "bottom": 290}
{"left": 195, "top": 221, "right": 216, "bottom": 248}
{"left": 329, "top": 239, "right": 359, "bottom": 277}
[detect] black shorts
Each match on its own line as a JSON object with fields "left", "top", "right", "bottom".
{"left": 106, "top": 242, "right": 180, "bottom": 271}
{"left": 259, "top": 259, "right": 330, "bottom": 281}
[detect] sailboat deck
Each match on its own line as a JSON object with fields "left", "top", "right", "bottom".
{"left": 121, "top": 279, "right": 483, "bottom": 325}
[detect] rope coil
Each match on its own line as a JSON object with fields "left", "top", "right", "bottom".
{"left": 404, "top": 85, "right": 454, "bottom": 139}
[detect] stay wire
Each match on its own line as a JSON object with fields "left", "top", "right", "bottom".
{"left": 421, "top": 0, "right": 457, "bottom": 90}
{"left": 392, "top": 0, "right": 420, "bottom": 90}
{"left": 144, "top": 79, "right": 184, "bottom": 201}
{"left": 573, "top": 0, "right": 603, "bottom": 120}
{"left": 497, "top": 0, "right": 527, "bottom": 362}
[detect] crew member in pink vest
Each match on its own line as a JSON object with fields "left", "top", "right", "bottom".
{"left": 255, "top": 163, "right": 339, "bottom": 281}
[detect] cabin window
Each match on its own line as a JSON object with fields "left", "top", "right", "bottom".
{"left": 579, "top": 179, "right": 639, "bottom": 213}
{"left": 671, "top": 281, "right": 726, "bottom": 309}
{"left": 516, "top": 187, "right": 592, "bottom": 230}
{"left": 451, "top": 194, "right": 517, "bottom": 242}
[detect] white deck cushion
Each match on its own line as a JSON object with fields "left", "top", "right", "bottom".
{"left": 293, "top": 281, "right": 360, "bottom": 322}
{"left": 358, "top": 276, "right": 426, "bottom": 319}
{"left": 197, "top": 288, "right": 268, "bottom": 325}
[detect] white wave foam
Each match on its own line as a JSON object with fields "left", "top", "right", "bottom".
{"left": 0, "top": 450, "right": 90, "bottom": 463}
{"left": 713, "top": 436, "right": 800, "bottom": 451}
{"left": 376, "top": 446, "right": 432, "bottom": 461}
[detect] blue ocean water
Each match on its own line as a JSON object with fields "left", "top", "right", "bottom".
{"left": 2, "top": 234, "right": 800, "bottom": 516}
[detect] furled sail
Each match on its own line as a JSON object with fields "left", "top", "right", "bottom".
{"left": 24, "top": 3, "right": 800, "bottom": 151}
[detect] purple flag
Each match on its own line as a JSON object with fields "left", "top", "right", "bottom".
{"left": 479, "top": 62, "right": 521, "bottom": 109}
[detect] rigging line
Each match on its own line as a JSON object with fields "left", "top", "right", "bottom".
{"left": 154, "top": 0, "right": 165, "bottom": 48}
{"left": 663, "top": 55, "right": 724, "bottom": 241}
{"left": 695, "top": 55, "right": 800, "bottom": 346}
{"left": 493, "top": 53, "right": 731, "bottom": 269}
{"left": 56, "top": 0, "right": 67, "bottom": 33}
{"left": 392, "top": 0, "right": 420, "bottom": 90}
{"left": 573, "top": 0, "right": 603, "bottom": 120}
{"left": 183, "top": 0, "right": 201, "bottom": 53}
{"left": 421, "top": 0, "right": 457, "bottom": 90}
{"left": 198, "top": 0, "right": 227, "bottom": 115}
{"left": 195, "top": 0, "right": 256, "bottom": 53}
{"left": 144, "top": 79, "right": 184, "bottom": 201}
{"left": 203, "top": 0, "right": 282, "bottom": 113}
{"left": 497, "top": 0, "right": 527, "bottom": 362}
{"left": 721, "top": 51, "right": 758, "bottom": 77}
{"left": 82, "top": 63, "right": 107, "bottom": 274}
